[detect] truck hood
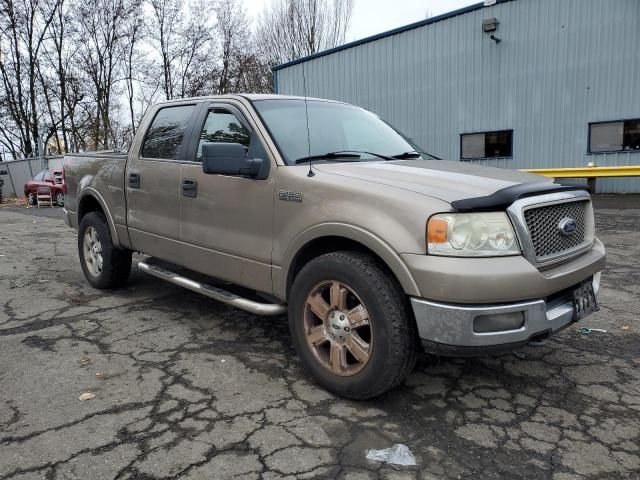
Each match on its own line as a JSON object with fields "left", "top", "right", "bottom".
{"left": 313, "top": 159, "right": 550, "bottom": 204}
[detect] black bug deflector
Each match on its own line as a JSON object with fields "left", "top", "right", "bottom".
{"left": 451, "top": 181, "right": 590, "bottom": 212}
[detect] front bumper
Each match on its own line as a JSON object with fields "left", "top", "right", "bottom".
{"left": 412, "top": 273, "right": 601, "bottom": 356}
{"left": 401, "top": 238, "right": 606, "bottom": 304}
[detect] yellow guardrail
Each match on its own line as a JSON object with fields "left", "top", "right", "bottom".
{"left": 521, "top": 165, "right": 640, "bottom": 178}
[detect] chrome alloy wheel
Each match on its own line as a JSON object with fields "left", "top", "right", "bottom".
{"left": 303, "top": 280, "right": 373, "bottom": 376}
{"left": 83, "top": 226, "right": 103, "bottom": 277}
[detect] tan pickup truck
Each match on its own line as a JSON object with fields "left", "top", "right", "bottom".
{"left": 62, "top": 95, "right": 605, "bottom": 399}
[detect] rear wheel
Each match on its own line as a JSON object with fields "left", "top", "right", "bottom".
{"left": 27, "top": 192, "right": 36, "bottom": 205}
{"left": 78, "top": 211, "right": 131, "bottom": 289}
{"left": 288, "top": 251, "right": 417, "bottom": 399}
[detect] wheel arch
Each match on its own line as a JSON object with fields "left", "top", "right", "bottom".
{"left": 77, "top": 188, "right": 121, "bottom": 248}
{"left": 281, "top": 224, "right": 420, "bottom": 301}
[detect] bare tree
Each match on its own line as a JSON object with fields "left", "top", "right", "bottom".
{"left": 176, "top": 0, "right": 216, "bottom": 97}
{"left": 231, "top": 49, "right": 273, "bottom": 94}
{"left": 147, "top": 0, "right": 215, "bottom": 100}
{"left": 148, "top": 0, "right": 181, "bottom": 100}
{"left": 0, "top": 0, "right": 323, "bottom": 159}
{"left": 74, "top": 0, "right": 138, "bottom": 149}
{"left": 215, "top": 0, "right": 248, "bottom": 93}
{"left": 64, "top": 72, "right": 90, "bottom": 151}
{"left": 45, "top": 0, "right": 70, "bottom": 152}
{"left": 121, "top": 2, "right": 144, "bottom": 136}
{"left": 37, "top": 0, "right": 91, "bottom": 153}
{"left": 0, "top": 0, "right": 62, "bottom": 158}
{"left": 256, "top": 0, "right": 354, "bottom": 66}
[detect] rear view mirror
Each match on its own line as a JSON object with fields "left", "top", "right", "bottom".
{"left": 202, "top": 142, "right": 264, "bottom": 177}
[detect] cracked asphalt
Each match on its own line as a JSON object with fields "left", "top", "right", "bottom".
{"left": 0, "top": 196, "right": 639, "bottom": 480}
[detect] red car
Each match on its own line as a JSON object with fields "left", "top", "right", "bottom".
{"left": 24, "top": 169, "right": 66, "bottom": 206}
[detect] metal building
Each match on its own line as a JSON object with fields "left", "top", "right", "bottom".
{"left": 272, "top": 0, "right": 640, "bottom": 193}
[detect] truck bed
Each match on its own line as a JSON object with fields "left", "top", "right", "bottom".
{"left": 63, "top": 152, "right": 128, "bottom": 230}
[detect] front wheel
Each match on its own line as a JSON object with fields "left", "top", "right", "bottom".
{"left": 27, "top": 192, "right": 36, "bottom": 205}
{"left": 55, "top": 191, "right": 64, "bottom": 207}
{"left": 78, "top": 211, "right": 131, "bottom": 289}
{"left": 288, "top": 251, "right": 417, "bottom": 400}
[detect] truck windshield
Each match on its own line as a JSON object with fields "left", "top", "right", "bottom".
{"left": 252, "top": 99, "right": 427, "bottom": 165}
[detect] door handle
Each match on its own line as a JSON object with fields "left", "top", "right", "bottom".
{"left": 129, "top": 172, "right": 140, "bottom": 188}
{"left": 182, "top": 178, "right": 198, "bottom": 198}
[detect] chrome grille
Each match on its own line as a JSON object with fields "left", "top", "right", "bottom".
{"left": 523, "top": 200, "right": 588, "bottom": 260}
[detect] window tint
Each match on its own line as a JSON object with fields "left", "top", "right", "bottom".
{"left": 461, "top": 131, "right": 512, "bottom": 160}
{"left": 34, "top": 172, "right": 45, "bottom": 181}
{"left": 141, "top": 105, "right": 195, "bottom": 160}
{"left": 589, "top": 120, "right": 640, "bottom": 153}
{"left": 197, "top": 108, "right": 251, "bottom": 160}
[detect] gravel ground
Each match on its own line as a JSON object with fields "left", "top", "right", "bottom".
{"left": 0, "top": 196, "right": 639, "bottom": 480}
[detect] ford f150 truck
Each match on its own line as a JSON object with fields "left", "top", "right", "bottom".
{"left": 62, "top": 94, "right": 605, "bottom": 399}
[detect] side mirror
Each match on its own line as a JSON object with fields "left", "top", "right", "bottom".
{"left": 202, "top": 142, "right": 264, "bottom": 177}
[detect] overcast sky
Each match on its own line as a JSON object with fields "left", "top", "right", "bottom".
{"left": 244, "top": 0, "right": 479, "bottom": 42}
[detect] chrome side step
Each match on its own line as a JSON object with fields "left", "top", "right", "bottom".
{"left": 137, "top": 261, "right": 287, "bottom": 316}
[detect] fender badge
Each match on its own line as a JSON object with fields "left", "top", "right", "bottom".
{"left": 279, "top": 190, "right": 303, "bottom": 202}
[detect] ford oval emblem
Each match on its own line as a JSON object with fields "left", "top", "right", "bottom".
{"left": 558, "top": 217, "right": 578, "bottom": 236}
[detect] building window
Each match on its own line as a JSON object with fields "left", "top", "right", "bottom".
{"left": 461, "top": 130, "right": 513, "bottom": 160}
{"left": 589, "top": 119, "right": 640, "bottom": 153}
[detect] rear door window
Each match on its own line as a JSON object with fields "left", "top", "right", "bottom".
{"left": 141, "top": 105, "right": 196, "bottom": 160}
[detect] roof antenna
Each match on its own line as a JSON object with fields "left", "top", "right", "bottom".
{"left": 302, "top": 62, "right": 314, "bottom": 177}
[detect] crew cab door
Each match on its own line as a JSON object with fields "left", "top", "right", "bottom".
{"left": 178, "top": 102, "right": 276, "bottom": 294}
{"left": 125, "top": 103, "right": 199, "bottom": 259}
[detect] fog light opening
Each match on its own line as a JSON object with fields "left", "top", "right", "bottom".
{"left": 473, "top": 311, "right": 525, "bottom": 333}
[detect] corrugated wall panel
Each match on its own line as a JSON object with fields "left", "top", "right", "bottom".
{"left": 275, "top": 0, "right": 640, "bottom": 193}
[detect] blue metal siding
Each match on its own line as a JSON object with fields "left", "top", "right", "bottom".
{"left": 275, "top": 0, "right": 640, "bottom": 193}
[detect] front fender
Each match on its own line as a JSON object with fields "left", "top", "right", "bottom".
{"left": 279, "top": 223, "right": 421, "bottom": 300}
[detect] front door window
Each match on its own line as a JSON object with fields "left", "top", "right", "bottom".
{"left": 196, "top": 109, "right": 251, "bottom": 161}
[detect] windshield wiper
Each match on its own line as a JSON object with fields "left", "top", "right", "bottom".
{"left": 392, "top": 151, "right": 442, "bottom": 160}
{"left": 334, "top": 150, "right": 395, "bottom": 161}
{"left": 293, "top": 150, "right": 396, "bottom": 164}
{"left": 294, "top": 152, "right": 361, "bottom": 164}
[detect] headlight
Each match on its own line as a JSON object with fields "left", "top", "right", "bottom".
{"left": 427, "top": 212, "right": 520, "bottom": 257}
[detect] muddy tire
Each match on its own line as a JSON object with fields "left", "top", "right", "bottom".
{"left": 288, "top": 251, "right": 417, "bottom": 400}
{"left": 78, "top": 211, "right": 131, "bottom": 289}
